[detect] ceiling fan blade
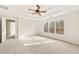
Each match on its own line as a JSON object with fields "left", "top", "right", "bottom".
{"left": 0, "top": 5, "right": 8, "bottom": 9}
{"left": 32, "top": 12, "right": 36, "bottom": 15}
{"left": 39, "top": 11, "right": 47, "bottom": 13}
{"left": 37, "top": 12, "right": 41, "bottom": 16}
{"left": 36, "top": 5, "right": 40, "bottom": 10}
{"left": 28, "top": 9, "right": 35, "bottom": 11}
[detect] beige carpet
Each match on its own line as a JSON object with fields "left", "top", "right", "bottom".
{"left": 0, "top": 37, "right": 79, "bottom": 54}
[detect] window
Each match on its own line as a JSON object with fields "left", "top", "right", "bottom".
{"left": 49, "top": 21, "right": 55, "bottom": 33}
{"left": 44, "top": 22, "right": 48, "bottom": 32}
{"left": 44, "top": 19, "right": 64, "bottom": 35}
{"left": 56, "top": 20, "right": 64, "bottom": 34}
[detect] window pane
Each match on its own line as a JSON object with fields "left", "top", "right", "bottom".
{"left": 56, "top": 20, "right": 64, "bottom": 34}
{"left": 44, "top": 22, "right": 48, "bottom": 32}
{"left": 49, "top": 21, "right": 55, "bottom": 33}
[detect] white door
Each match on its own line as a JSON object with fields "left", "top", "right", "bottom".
{"left": 2, "top": 17, "right": 6, "bottom": 43}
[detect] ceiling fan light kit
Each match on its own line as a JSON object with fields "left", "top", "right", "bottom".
{"left": 28, "top": 5, "right": 47, "bottom": 16}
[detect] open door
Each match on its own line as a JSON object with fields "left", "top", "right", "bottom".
{"left": 6, "top": 20, "right": 15, "bottom": 39}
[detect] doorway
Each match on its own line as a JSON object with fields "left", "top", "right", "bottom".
{"left": 6, "top": 20, "right": 15, "bottom": 39}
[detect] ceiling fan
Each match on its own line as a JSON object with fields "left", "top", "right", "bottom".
{"left": 28, "top": 5, "right": 47, "bottom": 16}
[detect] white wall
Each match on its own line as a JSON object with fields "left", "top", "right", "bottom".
{"left": 64, "top": 11, "right": 79, "bottom": 44}
{"left": 37, "top": 11, "right": 79, "bottom": 44}
{"left": 18, "top": 18, "right": 38, "bottom": 39}
{"left": 0, "top": 15, "right": 38, "bottom": 41}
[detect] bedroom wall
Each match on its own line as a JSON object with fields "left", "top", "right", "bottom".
{"left": 37, "top": 11, "right": 79, "bottom": 44}
{"left": 64, "top": 11, "right": 79, "bottom": 44}
{"left": 0, "top": 14, "right": 38, "bottom": 41}
{"left": 18, "top": 18, "right": 38, "bottom": 39}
